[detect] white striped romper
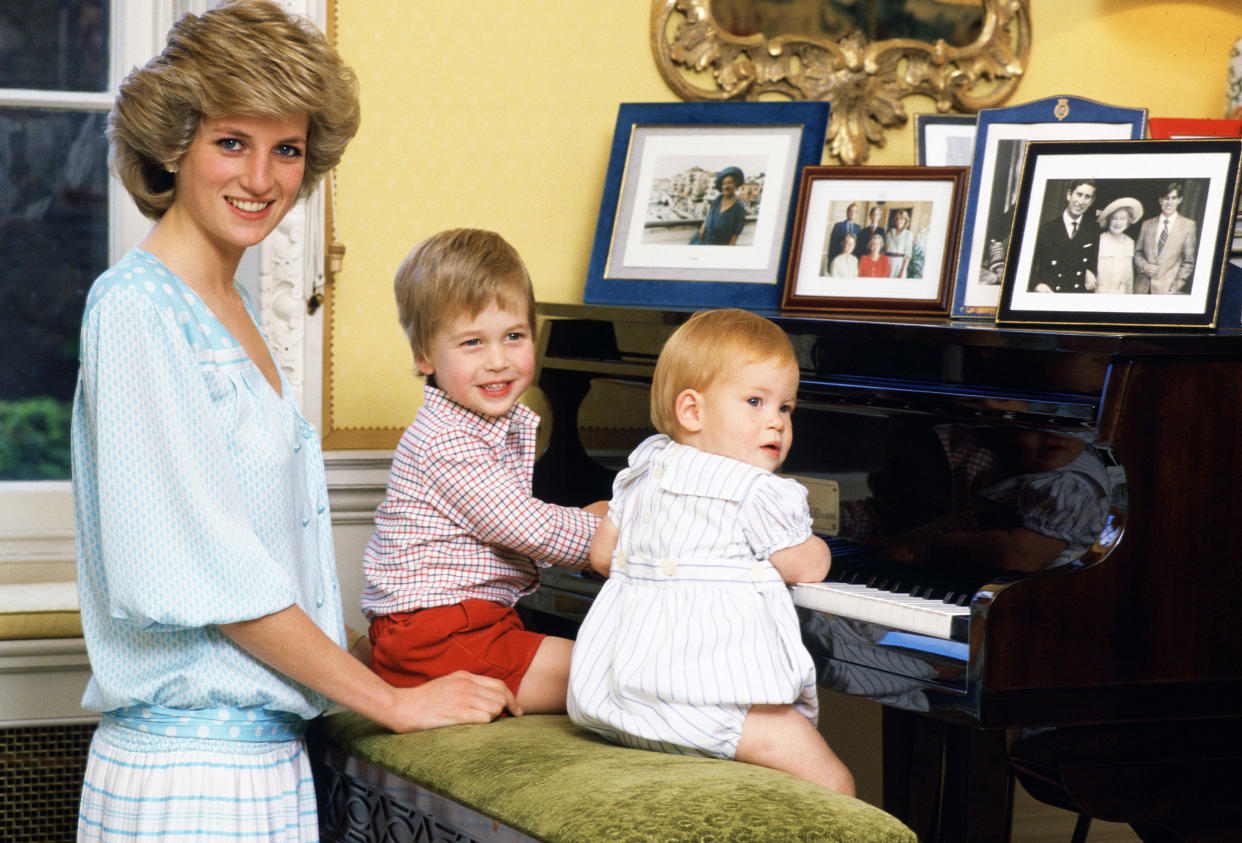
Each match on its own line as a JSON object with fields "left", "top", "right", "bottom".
{"left": 568, "top": 434, "right": 819, "bottom": 759}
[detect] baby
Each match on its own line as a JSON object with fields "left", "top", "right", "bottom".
{"left": 567, "top": 308, "right": 854, "bottom": 794}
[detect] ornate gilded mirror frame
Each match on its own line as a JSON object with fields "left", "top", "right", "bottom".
{"left": 651, "top": 0, "right": 1031, "bottom": 164}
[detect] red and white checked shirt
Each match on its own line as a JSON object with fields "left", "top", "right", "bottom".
{"left": 360, "top": 386, "right": 598, "bottom": 618}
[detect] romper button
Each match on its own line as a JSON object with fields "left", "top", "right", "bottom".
{"left": 613, "top": 551, "right": 626, "bottom": 571}
{"left": 641, "top": 511, "right": 651, "bottom": 524}
{"left": 751, "top": 562, "right": 766, "bottom": 579}
{"left": 653, "top": 465, "right": 664, "bottom": 480}
{"left": 660, "top": 558, "right": 677, "bottom": 576}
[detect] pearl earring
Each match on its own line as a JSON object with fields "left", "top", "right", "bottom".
{"left": 165, "top": 163, "right": 179, "bottom": 174}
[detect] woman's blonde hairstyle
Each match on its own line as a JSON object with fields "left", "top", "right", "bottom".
{"left": 394, "top": 229, "right": 536, "bottom": 367}
{"left": 109, "top": 0, "right": 361, "bottom": 219}
{"left": 650, "top": 308, "right": 797, "bottom": 437}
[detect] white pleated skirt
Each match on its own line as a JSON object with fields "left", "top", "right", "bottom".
{"left": 78, "top": 720, "right": 318, "bottom": 841}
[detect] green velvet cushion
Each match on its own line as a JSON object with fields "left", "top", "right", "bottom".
{"left": 316, "top": 712, "right": 916, "bottom": 842}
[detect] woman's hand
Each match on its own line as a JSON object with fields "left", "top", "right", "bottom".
{"left": 220, "top": 606, "right": 520, "bottom": 733}
{"left": 387, "top": 671, "right": 520, "bottom": 732}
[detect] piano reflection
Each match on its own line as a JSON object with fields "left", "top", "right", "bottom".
{"left": 525, "top": 302, "right": 1242, "bottom": 842}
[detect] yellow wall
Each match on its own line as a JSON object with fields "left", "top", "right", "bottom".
{"left": 328, "top": 0, "right": 1242, "bottom": 438}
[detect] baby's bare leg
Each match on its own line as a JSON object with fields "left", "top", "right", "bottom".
{"left": 735, "top": 704, "right": 856, "bottom": 795}
{"left": 515, "top": 635, "right": 574, "bottom": 713}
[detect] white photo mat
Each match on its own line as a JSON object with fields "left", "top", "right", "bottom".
{"left": 791, "top": 177, "right": 957, "bottom": 301}
{"left": 1006, "top": 149, "right": 1233, "bottom": 317}
{"left": 608, "top": 125, "right": 800, "bottom": 283}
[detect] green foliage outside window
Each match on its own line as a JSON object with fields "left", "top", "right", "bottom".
{"left": 0, "top": 397, "right": 73, "bottom": 480}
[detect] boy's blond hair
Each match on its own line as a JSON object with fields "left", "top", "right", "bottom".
{"left": 394, "top": 228, "right": 536, "bottom": 366}
{"left": 650, "top": 308, "right": 798, "bottom": 437}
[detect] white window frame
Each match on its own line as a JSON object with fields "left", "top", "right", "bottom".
{"left": 0, "top": 0, "right": 327, "bottom": 584}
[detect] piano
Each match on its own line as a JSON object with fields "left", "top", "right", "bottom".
{"left": 524, "top": 302, "right": 1242, "bottom": 842}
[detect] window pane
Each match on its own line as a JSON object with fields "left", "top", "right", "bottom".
{"left": 0, "top": 107, "right": 108, "bottom": 480}
{"left": 0, "top": 0, "right": 110, "bottom": 92}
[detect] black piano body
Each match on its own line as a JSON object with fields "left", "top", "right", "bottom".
{"left": 526, "top": 302, "right": 1242, "bottom": 841}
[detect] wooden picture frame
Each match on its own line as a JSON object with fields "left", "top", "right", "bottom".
{"left": 782, "top": 166, "right": 967, "bottom": 316}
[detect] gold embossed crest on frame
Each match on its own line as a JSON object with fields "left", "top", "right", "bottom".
{"left": 651, "top": 0, "right": 1031, "bottom": 165}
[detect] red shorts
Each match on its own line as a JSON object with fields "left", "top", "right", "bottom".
{"left": 368, "top": 599, "right": 544, "bottom": 697}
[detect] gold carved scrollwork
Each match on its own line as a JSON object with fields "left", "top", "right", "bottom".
{"left": 651, "top": 0, "right": 1031, "bottom": 164}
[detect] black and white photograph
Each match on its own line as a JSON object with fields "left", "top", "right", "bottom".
{"left": 783, "top": 166, "right": 967, "bottom": 315}
{"left": 998, "top": 139, "right": 1242, "bottom": 328}
{"left": 951, "top": 96, "right": 1147, "bottom": 318}
{"left": 584, "top": 101, "right": 831, "bottom": 309}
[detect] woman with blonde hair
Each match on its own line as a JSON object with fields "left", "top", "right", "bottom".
{"left": 74, "top": 2, "right": 515, "bottom": 838}
{"left": 883, "top": 209, "right": 913, "bottom": 277}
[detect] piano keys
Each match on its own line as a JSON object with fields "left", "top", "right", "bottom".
{"left": 792, "top": 580, "right": 970, "bottom": 642}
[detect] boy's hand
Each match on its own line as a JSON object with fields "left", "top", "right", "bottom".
{"left": 346, "top": 626, "right": 371, "bottom": 666}
{"left": 588, "top": 515, "right": 619, "bottom": 577}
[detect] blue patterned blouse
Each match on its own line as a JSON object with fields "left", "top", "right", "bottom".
{"left": 71, "top": 249, "right": 344, "bottom": 719}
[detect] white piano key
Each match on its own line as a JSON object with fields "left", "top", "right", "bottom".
{"left": 793, "top": 581, "right": 971, "bottom": 640}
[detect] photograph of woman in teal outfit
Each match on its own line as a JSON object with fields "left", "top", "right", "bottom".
{"left": 691, "top": 166, "right": 748, "bottom": 245}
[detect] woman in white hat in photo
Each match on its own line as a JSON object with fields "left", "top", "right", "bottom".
{"left": 1093, "top": 196, "right": 1143, "bottom": 294}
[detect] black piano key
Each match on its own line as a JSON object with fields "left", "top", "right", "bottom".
{"left": 950, "top": 613, "right": 970, "bottom": 642}
{"left": 821, "top": 537, "right": 988, "bottom": 611}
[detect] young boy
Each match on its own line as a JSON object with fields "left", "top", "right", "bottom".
{"left": 362, "top": 228, "right": 603, "bottom": 714}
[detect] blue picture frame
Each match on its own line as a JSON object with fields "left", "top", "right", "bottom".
{"left": 583, "top": 101, "right": 831, "bottom": 311}
{"left": 951, "top": 96, "right": 1147, "bottom": 319}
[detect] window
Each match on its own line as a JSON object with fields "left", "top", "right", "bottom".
{"left": 0, "top": 1, "right": 327, "bottom": 575}
{"left": 1, "top": 1, "right": 111, "bottom": 480}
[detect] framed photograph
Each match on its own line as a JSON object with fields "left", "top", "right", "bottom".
{"left": 915, "top": 114, "right": 977, "bottom": 167}
{"left": 951, "top": 96, "right": 1147, "bottom": 319}
{"left": 1149, "top": 120, "right": 1242, "bottom": 258}
{"left": 782, "top": 166, "right": 968, "bottom": 316}
{"left": 583, "top": 101, "right": 831, "bottom": 310}
{"left": 1149, "top": 118, "right": 1242, "bottom": 139}
{"left": 996, "top": 139, "right": 1242, "bottom": 329}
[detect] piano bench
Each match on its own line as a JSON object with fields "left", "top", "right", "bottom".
{"left": 309, "top": 711, "right": 917, "bottom": 843}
